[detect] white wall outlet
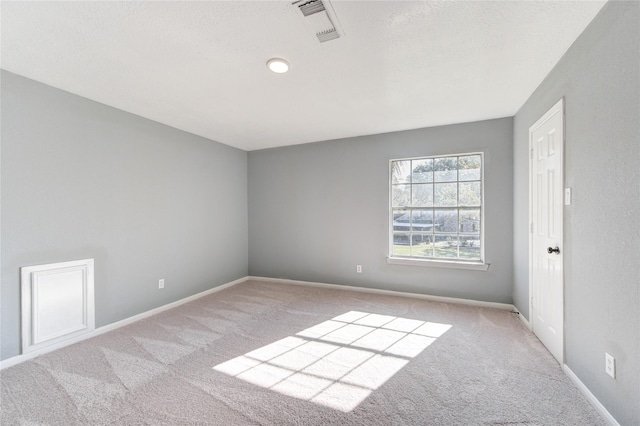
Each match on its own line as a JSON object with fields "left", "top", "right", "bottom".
{"left": 605, "top": 352, "right": 615, "bottom": 378}
{"left": 158, "top": 279, "right": 165, "bottom": 289}
{"left": 356, "top": 265, "right": 362, "bottom": 274}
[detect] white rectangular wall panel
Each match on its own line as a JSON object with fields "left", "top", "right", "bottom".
{"left": 21, "top": 259, "right": 95, "bottom": 354}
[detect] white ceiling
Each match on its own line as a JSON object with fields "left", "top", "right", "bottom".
{"left": 1, "top": 1, "right": 606, "bottom": 151}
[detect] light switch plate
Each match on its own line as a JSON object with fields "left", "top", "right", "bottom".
{"left": 564, "top": 188, "right": 572, "bottom": 205}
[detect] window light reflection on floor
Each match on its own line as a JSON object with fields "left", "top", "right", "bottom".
{"left": 213, "top": 311, "right": 452, "bottom": 412}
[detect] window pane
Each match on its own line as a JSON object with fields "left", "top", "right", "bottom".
{"left": 433, "top": 234, "right": 458, "bottom": 259}
{"left": 459, "top": 236, "right": 481, "bottom": 260}
{"left": 412, "top": 183, "right": 433, "bottom": 207}
{"left": 434, "top": 209, "right": 458, "bottom": 233}
{"left": 434, "top": 183, "right": 457, "bottom": 207}
{"left": 391, "top": 161, "right": 411, "bottom": 184}
{"left": 392, "top": 184, "right": 411, "bottom": 207}
{"left": 459, "top": 209, "right": 480, "bottom": 234}
{"left": 434, "top": 157, "right": 458, "bottom": 182}
{"left": 392, "top": 233, "right": 410, "bottom": 256}
{"left": 389, "top": 153, "right": 483, "bottom": 263}
{"left": 459, "top": 182, "right": 481, "bottom": 206}
{"left": 412, "top": 159, "right": 433, "bottom": 183}
{"left": 458, "top": 155, "right": 481, "bottom": 181}
{"left": 392, "top": 210, "right": 411, "bottom": 233}
{"left": 411, "top": 234, "right": 433, "bottom": 258}
{"left": 411, "top": 209, "right": 434, "bottom": 233}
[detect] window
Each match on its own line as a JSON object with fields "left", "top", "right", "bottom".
{"left": 390, "top": 153, "right": 483, "bottom": 263}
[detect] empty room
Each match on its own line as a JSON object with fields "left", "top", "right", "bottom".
{"left": 1, "top": 1, "right": 638, "bottom": 425}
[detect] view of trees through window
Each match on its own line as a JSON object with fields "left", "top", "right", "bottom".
{"left": 390, "top": 153, "right": 483, "bottom": 261}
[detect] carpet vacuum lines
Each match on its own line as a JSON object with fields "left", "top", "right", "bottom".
{"left": 0, "top": 280, "right": 605, "bottom": 425}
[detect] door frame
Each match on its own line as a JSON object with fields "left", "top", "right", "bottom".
{"left": 528, "top": 97, "right": 565, "bottom": 363}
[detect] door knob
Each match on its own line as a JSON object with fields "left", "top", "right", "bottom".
{"left": 547, "top": 246, "right": 560, "bottom": 254}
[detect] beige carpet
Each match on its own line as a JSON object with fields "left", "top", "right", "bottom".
{"left": 1, "top": 280, "right": 604, "bottom": 425}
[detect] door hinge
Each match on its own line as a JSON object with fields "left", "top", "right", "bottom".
{"left": 530, "top": 149, "right": 534, "bottom": 160}
{"left": 530, "top": 223, "right": 534, "bottom": 233}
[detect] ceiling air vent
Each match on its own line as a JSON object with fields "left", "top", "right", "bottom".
{"left": 292, "top": 0, "right": 344, "bottom": 43}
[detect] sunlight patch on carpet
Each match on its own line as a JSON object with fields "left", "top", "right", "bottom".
{"left": 213, "top": 311, "right": 451, "bottom": 412}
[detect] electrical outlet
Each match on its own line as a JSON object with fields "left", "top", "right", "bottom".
{"left": 356, "top": 265, "right": 362, "bottom": 274}
{"left": 159, "top": 279, "right": 165, "bottom": 289}
{"left": 605, "top": 352, "right": 615, "bottom": 378}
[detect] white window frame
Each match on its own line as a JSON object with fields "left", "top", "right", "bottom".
{"left": 387, "top": 152, "right": 489, "bottom": 271}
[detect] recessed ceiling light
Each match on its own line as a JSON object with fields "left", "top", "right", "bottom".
{"left": 267, "top": 58, "right": 290, "bottom": 74}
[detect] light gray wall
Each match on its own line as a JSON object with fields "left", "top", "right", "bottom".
{"left": 1, "top": 71, "right": 248, "bottom": 361}
{"left": 249, "top": 118, "right": 513, "bottom": 304}
{"left": 513, "top": 2, "right": 639, "bottom": 424}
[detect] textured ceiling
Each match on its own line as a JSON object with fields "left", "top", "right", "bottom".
{"left": 1, "top": 1, "right": 607, "bottom": 151}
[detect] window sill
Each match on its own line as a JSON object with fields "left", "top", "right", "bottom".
{"left": 386, "top": 257, "right": 490, "bottom": 271}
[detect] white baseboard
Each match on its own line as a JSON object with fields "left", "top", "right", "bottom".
{"left": 0, "top": 276, "right": 248, "bottom": 370}
{"left": 248, "top": 276, "right": 516, "bottom": 311}
{"left": 2, "top": 273, "right": 619, "bottom": 426}
{"left": 563, "top": 365, "right": 620, "bottom": 426}
{"left": 515, "top": 308, "right": 531, "bottom": 330}
{"left": 3, "top": 274, "right": 513, "bottom": 369}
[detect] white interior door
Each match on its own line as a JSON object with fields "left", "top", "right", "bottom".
{"left": 529, "top": 99, "right": 564, "bottom": 364}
